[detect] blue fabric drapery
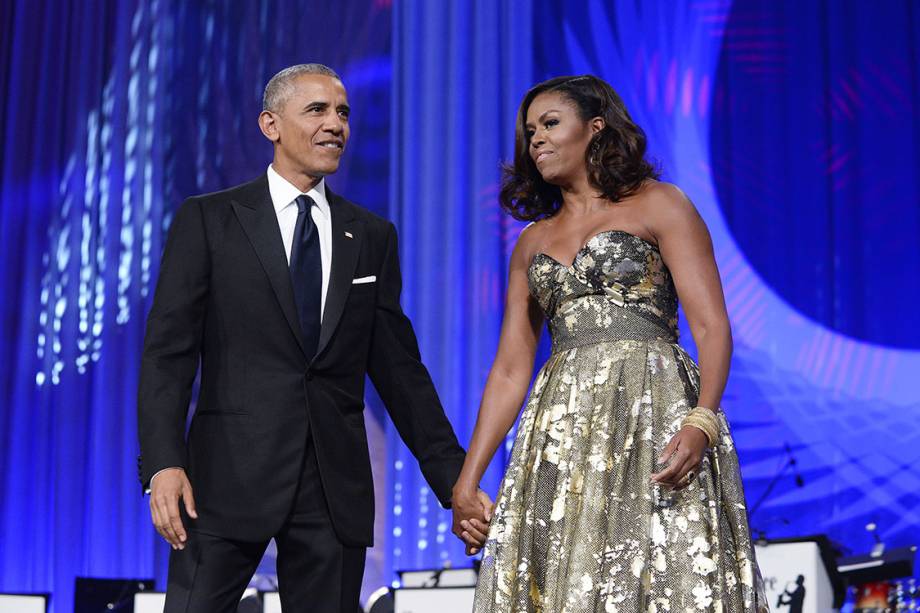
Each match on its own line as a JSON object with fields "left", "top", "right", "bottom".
{"left": 387, "top": 0, "right": 535, "bottom": 573}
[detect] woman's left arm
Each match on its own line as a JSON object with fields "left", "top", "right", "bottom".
{"left": 644, "top": 183, "right": 731, "bottom": 487}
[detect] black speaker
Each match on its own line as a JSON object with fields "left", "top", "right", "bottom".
{"left": 73, "top": 578, "right": 155, "bottom": 613}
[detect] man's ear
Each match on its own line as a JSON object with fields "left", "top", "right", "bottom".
{"left": 258, "top": 110, "right": 280, "bottom": 143}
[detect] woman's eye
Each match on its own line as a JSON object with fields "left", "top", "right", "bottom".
{"left": 545, "top": 119, "right": 558, "bottom": 128}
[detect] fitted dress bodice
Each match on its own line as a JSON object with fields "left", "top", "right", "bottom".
{"left": 528, "top": 230, "right": 679, "bottom": 352}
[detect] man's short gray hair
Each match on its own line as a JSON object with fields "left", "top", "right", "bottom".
{"left": 262, "top": 63, "right": 342, "bottom": 112}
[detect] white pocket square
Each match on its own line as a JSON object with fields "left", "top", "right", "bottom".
{"left": 352, "top": 275, "right": 376, "bottom": 284}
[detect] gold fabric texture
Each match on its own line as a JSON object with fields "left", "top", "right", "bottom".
{"left": 474, "top": 230, "right": 769, "bottom": 612}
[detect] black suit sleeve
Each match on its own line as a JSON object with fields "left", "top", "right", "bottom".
{"left": 136, "top": 198, "right": 210, "bottom": 490}
{"left": 367, "top": 222, "right": 465, "bottom": 508}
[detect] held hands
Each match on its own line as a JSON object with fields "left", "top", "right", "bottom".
{"left": 650, "top": 425, "right": 708, "bottom": 491}
{"left": 451, "top": 484, "right": 495, "bottom": 556}
{"left": 149, "top": 467, "right": 198, "bottom": 550}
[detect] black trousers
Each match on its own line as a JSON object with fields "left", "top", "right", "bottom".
{"left": 164, "top": 436, "right": 366, "bottom": 613}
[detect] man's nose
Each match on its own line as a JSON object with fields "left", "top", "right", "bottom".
{"left": 324, "top": 114, "right": 344, "bottom": 134}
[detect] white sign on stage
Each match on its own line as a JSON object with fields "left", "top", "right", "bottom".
{"left": 756, "top": 540, "right": 835, "bottom": 612}
{"left": 0, "top": 595, "right": 47, "bottom": 613}
{"left": 134, "top": 590, "right": 282, "bottom": 612}
{"left": 262, "top": 591, "right": 281, "bottom": 613}
{"left": 134, "top": 592, "right": 166, "bottom": 613}
{"left": 394, "top": 586, "right": 476, "bottom": 613}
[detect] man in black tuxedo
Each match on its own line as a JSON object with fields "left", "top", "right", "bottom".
{"left": 137, "top": 63, "right": 489, "bottom": 612}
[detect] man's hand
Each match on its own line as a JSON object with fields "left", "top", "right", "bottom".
{"left": 149, "top": 467, "right": 198, "bottom": 549}
{"left": 451, "top": 484, "right": 494, "bottom": 556}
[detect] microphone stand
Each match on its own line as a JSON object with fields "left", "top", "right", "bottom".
{"left": 749, "top": 442, "right": 805, "bottom": 538}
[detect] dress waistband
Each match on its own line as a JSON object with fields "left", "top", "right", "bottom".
{"left": 549, "top": 305, "right": 677, "bottom": 354}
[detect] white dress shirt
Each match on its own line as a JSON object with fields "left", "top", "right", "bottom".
{"left": 266, "top": 164, "right": 333, "bottom": 320}
{"left": 147, "top": 167, "right": 334, "bottom": 493}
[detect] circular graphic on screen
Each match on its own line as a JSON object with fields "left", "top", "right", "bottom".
{"left": 708, "top": 2, "right": 919, "bottom": 349}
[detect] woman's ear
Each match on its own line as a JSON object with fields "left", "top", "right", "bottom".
{"left": 590, "top": 117, "right": 606, "bottom": 135}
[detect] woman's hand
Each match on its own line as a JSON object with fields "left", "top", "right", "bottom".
{"left": 451, "top": 483, "right": 494, "bottom": 555}
{"left": 650, "top": 426, "right": 708, "bottom": 490}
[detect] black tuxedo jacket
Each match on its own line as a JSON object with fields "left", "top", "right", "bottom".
{"left": 137, "top": 174, "right": 465, "bottom": 546}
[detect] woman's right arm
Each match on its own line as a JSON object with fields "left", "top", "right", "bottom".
{"left": 451, "top": 229, "right": 544, "bottom": 514}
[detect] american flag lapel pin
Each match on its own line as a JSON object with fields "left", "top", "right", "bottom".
{"left": 345, "top": 231, "right": 354, "bottom": 239}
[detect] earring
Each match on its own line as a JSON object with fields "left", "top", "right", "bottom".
{"left": 589, "top": 140, "right": 600, "bottom": 164}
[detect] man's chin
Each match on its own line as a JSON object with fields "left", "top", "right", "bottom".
{"left": 312, "top": 162, "right": 341, "bottom": 177}
{"left": 299, "top": 168, "right": 335, "bottom": 181}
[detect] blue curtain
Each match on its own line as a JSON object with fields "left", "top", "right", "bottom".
{"left": 387, "top": 0, "right": 537, "bottom": 574}
{"left": 704, "top": 0, "right": 920, "bottom": 548}
{"left": 0, "top": 1, "right": 392, "bottom": 610}
{"left": 710, "top": 0, "right": 920, "bottom": 350}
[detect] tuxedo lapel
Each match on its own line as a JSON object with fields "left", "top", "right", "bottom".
{"left": 315, "top": 189, "right": 363, "bottom": 362}
{"left": 230, "top": 176, "right": 308, "bottom": 359}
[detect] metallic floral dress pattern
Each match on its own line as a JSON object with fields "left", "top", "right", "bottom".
{"left": 474, "top": 230, "right": 768, "bottom": 613}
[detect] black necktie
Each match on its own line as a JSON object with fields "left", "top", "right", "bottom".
{"left": 289, "top": 194, "right": 322, "bottom": 357}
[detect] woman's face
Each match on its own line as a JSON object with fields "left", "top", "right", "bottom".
{"left": 525, "top": 91, "right": 595, "bottom": 187}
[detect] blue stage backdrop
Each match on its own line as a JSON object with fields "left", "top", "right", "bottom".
{"left": 1, "top": 0, "right": 919, "bottom": 611}
{"left": 386, "top": 0, "right": 536, "bottom": 574}
{"left": 0, "top": 0, "right": 392, "bottom": 610}
{"left": 389, "top": 0, "right": 920, "bottom": 585}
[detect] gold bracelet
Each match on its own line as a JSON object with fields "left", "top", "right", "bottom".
{"left": 681, "top": 406, "right": 720, "bottom": 448}
{"left": 689, "top": 407, "right": 719, "bottom": 447}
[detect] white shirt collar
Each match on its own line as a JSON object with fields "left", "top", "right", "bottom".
{"left": 266, "top": 164, "right": 331, "bottom": 219}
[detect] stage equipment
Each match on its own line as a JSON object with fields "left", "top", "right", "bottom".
{"left": 837, "top": 545, "right": 917, "bottom": 585}
{"left": 134, "top": 590, "right": 287, "bottom": 613}
{"left": 749, "top": 441, "right": 805, "bottom": 530}
{"left": 393, "top": 566, "right": 477, "bottom": 612}
{"left": 0, "top": 593, "right": 48, "bottom": 613}
{"left": 851, "top": 578, "right": 919, "bottom": 611}
{"left": 393, "top": 586, "right": 475, "bottom": 612}
{"left": 835, "top": 521, "right": 918, "bottom": 611}
{"left": 888, "top": 578, "right": 920, "bottom": 611}
{"left": 133, "top": 592, "right": 165, "bottom": 613}
{"left": 364, "top": 586, "right": 395, "bottom": 613}
{"left": 755, "top": 535, "right": 845, "bottom": 610}
{"left": 74, "top": 578, "right": 154, "bottom": 612}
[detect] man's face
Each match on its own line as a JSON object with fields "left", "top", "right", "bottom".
{"left": 264, "top": 74, "right": 350, "bottom": 178}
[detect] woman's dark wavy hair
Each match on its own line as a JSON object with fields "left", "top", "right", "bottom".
{"left": 499, "top": 75, "right": 659, "bottom": 221}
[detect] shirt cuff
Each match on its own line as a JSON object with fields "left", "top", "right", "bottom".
{"left": 145, "top": 467, "right": 182, "bottom": 495}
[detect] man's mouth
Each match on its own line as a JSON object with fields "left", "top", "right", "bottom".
{"left": 316, "top": 140, "right": 344, "bottom": 150}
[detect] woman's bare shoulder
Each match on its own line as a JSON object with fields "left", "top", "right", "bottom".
{"left": 636, "top": 180, "right": 692, "bottom": 208}
{"left": 633, "top": 180, "right": 701, "bottom": 227}
{"left": 512, "top": 219, "right": 552, "bottom": 260}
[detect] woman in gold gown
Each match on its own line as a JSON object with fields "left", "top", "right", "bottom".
{"left": 451, "top": 75, "right": 769, "bottom": 612}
